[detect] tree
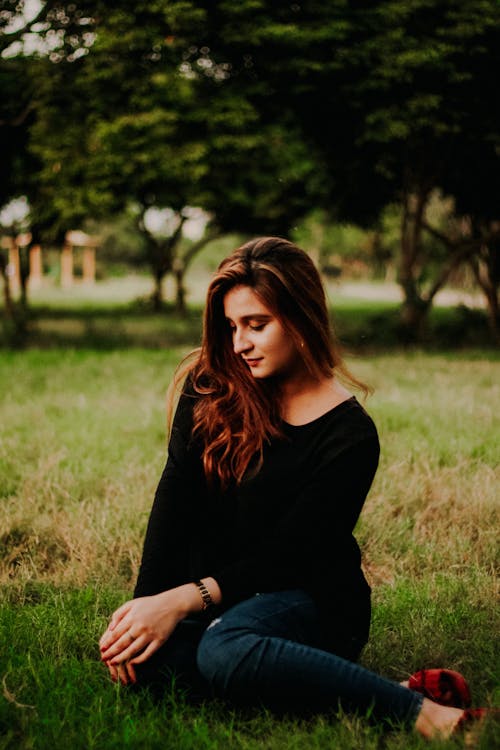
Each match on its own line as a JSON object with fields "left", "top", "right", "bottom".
{"left": 176, "top": 0, "right": 500, "bottom": 337}
{"left": 0, "top": 0, "right": 101, "bottom": 339}
{"left": 11, "top": 0, "right": 499, "bottom": 337}
{"left": 26, "top": 1, "right": 324, "bottom": 310}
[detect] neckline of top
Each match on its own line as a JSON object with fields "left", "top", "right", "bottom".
{"left": 281, "top": 395, "right": 357, "bottom": 429}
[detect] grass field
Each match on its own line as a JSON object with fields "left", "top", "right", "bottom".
{"left": 0, "top": 341, "right": 498, "bottom": 749}
{"left": 1, "top": 271, "right": 494, "bottom": 351}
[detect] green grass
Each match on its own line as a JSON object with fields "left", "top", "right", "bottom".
{"left": 1, "top": 584, "right": 498, "bottom": 750}
{"left": 0, "top": 347, "right": 499, "bottom": 748}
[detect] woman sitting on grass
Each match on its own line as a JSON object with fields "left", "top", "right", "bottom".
{"left": 100, "top": 237, "right": 487, "bottom": 740}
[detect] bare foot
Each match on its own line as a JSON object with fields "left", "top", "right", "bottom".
{"left": 415, "top": 699, "right": 464, "bottom": 739}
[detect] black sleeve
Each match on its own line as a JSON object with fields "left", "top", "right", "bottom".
{"left": 133, "top": 391, "right": 203, "bottom": 598}
{"left": 212, "top": 435, "right": 380, "bottom": 606}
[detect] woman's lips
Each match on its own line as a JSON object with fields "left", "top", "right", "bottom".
{"left": 244, "top": 358, "right": 263, "bottom": 367}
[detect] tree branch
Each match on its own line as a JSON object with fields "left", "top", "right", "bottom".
{"left": 421, "top": 221, "right": 455, "bottom": 249}
{"left": 422, "top": 241, "right": 480, "bottom": 305}
{"left": 180, "top": 224, "right": 221, "bottom": 268}
{"left": 422, "top": 221, "right": 500, "bottom": 253}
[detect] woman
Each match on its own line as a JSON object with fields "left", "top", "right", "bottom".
{"left": 100, "top": 237, "right": 484, "bottom": 739}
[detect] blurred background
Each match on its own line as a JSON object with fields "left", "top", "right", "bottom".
{"left": 1, "top": 0, "right": 499, "bottom": 349}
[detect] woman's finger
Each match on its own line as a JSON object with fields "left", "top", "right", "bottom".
{"left": 106, "top": 661, "right": 119, "bottom": 683}
{"left": 108, "top": 634, "right": 149, "bottom": 665}
{"left": 116, "top": 662, "right": 130, "bottom": 686}
{"left": 108, "top": 601, "right": 132, "bottom": 631}
{"left": 100, "top": 618, "right": 134, "bottom": 653}
{"left": 99, "top": 602, "right": 133, "bottom": 649}
{"left": 101, "top": 628, "right": 138, "bottom": 661}
{"left": 100, "top": 604, "right": 132, "bottom": 646}
{"left": 124, "top": 661, "right": 137, "bottom": 684}
{"left": 105, "top": 657, "right": 135, "bottom": 686}
{"left": 129, "top": 640, "right": 161, "bottom": 666}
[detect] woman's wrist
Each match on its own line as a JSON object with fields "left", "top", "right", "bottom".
{"left": 165, "top": 577, "right": 222, "bottom": 618}
{"left": 202, "top": 577, "right": 222, "bottom": 605}
{"left": 194, "top": 577, "right": 222, "bottom": 609}
{"left": 186, "top": 576, "right": 222, "bottom": 613}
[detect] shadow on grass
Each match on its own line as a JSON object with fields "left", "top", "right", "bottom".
{"left": 0, "top": 300, "right": 497, "bottom": 353}
{"left": 1, "top": 302, "right": 204, "bottom": 351}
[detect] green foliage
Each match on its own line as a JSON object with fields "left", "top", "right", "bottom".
{"left": 2, "top": 0, "right": 499, "bottom": 336}
{"left": 83, "top": 212, "right": 149, "bottom": 272}
{"left": 292, "top": 210, "right": 378, "bottom": 278}
{"left": 23, "top": 1, "right": 323, "bottom": 239}
{"left": 189, "top": 0, "right": 500, "bottom": 331}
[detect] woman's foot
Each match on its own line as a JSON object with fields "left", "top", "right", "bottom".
{"left": 415, "top": 699, "right": 465, "bottom": 739}
{"left": 415, "top": 699, "right": 497, "bottom": 741}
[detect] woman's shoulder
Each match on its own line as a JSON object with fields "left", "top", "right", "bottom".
{"left": 170, "top": 375, "right": 202, "bottom": 436}
{"left": 282, "top": 396, "right": 379, "bottom": 473}
{"left": 322, "top": 397, "right": 378, "bottom": 449}
{"left": 284, "top": 395, "right": 377, "bottom": 436}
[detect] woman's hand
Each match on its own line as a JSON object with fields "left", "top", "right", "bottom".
{"left": 99, "top": 586, "right": 197, "bottom": 684}
{"left": 99, "top": 579, "right": 221, "bottom": 685}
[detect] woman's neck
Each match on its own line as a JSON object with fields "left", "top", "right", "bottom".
{"left": 279, "top": 373, "right": 352, "bottom": 426}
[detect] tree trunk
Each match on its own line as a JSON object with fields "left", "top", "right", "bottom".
{"left": 151, "top": 268, "right": 165, "bottom": 311}
{"left": 172, "top": 229, "right": 221, "bottom": 315}
{"left": 137, "top": 210, "right": 187, "bottom": 310}
{"left": 19, "top": 245, "right": 30, "bottom": 310}
{"left": 173, "top": 261, "right": 186, "bottom": 314}
{"left": 0, "top": 250, "right": 27, "bottom": 344}
{"left": 469, "top": 247, "right": 500, "bottom": 345}
{"left": 0, "top": 251, "right": 14, "bottom": 320}
{"left": 485, "top": 290, "right": 500, "bottom": 345}
{"left": 398, "top": 187, "right": 430, "bottom": 339}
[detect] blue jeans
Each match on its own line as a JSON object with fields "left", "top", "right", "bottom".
{"left": 135, "top": 590, "right": 423, "bottom": 727}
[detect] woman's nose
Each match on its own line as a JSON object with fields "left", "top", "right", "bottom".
{"left": 233, "top": 328, "right": 252, "bottom": 354}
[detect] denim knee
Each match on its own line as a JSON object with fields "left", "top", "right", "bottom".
{"left": 197, "top": 590, "right": 321, "bottom": 700}
{"left": 196, "top": 618, "right": 248, "bottom": 695}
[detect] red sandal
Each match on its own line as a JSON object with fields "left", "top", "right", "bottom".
{"left": 408, "top": 668, "right": 472, "bottom": 708}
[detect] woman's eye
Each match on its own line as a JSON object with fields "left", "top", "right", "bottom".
{"left": 250, "top": 323, "right": 265, "bottom": 331}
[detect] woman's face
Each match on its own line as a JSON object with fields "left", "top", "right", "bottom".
{"left": 223, "top": 285, "right": 303, "bottom": 380}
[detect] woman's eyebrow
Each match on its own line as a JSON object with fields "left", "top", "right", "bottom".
{"left": 225, "top": 313, "right": 272, "bottom": 323}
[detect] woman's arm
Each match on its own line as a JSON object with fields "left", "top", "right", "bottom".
{"left": 133, "top": 391, "right": 202, "bottom": 598}
{"left": 100, "top": 389, "right": 215, "bottom": 684}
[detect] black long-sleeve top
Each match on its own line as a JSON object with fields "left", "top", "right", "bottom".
{"left": 134, "top": 386, "right": 380, "bottom": 653}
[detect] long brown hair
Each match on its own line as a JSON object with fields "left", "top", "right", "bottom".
{"left": 169, "top": 237, "right": 369, "bottom": 489}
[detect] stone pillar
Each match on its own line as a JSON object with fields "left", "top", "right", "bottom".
{"left": 61, "top": 241, "right": 73, "bottom": 287}
{"left": 29, "top": 244, "right": 43, "bottom": 288}
{"left": 82, "top": 246, "right": 96, "bottom": 284}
